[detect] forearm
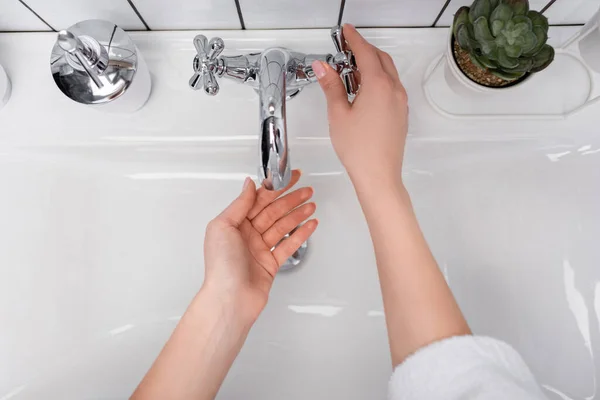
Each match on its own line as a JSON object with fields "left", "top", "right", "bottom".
{"left": 131, "top": 287, "right": 252, "bottom": 400}
{"left": 354, "top": 177, "right": 471, "bottom": 366}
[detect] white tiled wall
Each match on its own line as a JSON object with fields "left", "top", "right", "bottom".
{"left": 131, "top": 0, "right": 241, "bottom": 30}
{"left": 544, "top": 0, "right": 600, "bottom": 24}
{"left": 239, "top": 0, "right": 340, "bottom": 29}
{"left": 0, "top": 0, "right": 598, "bottom": 32}
{"left": 0, "top": 0, "right": 50, "bottom": 31}
{"left": 437, "top": 0, "right": 551, "bottom": 26}
{"left": 19, "top": 0, "right": 146, "bottom": 31}
{"left": 344, "top": 0, "right": 448, "bottom": 27}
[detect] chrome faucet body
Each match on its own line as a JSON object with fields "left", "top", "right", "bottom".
{"left": 189, "top": 26, "right": 359, "bottom": 190}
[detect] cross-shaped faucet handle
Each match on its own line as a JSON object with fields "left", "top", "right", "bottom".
{"left": 330, "top": 25, "right": 359, "bottom": 97}
{"left": 189, "top": 35, "right": 225, "bottom": 95}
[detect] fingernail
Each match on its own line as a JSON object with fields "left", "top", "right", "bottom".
{"left": 312, "top": 60, "right": 327, "bottom": 79}
{"left": 242, "top": 177, "right": 251, "bottom": 190}
{"left": 345, "top": 23, "right": 355, "bottom": 30}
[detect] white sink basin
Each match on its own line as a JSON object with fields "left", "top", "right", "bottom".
{"left": 1, "top": 28, "right": 600, "bottom": 400}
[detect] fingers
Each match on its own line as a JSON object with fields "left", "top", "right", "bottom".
{"left": 342, "top": 24, "right": 383, "bottom": 77}
{"left": 262, "top": 202, "right": 317, "bottom": 248}
{"left": 272, "top": 219, "right": 319, "bottom": 266}
{"left": 247, "top": 170, "right": 302, "bottom": 220}
{"left": 251, "top": 187, "right": 314, "bottom": 233}
{"left": 376, "top": 49, "right": 401, "bottom": 85}
{"left": 312, "top": 61, "right": 350, "bottom": 116}
{"left": 217, "top": 177, "right": 257, "bottom": 227}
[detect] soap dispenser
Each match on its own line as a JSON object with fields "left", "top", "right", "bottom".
{"left": 0, "top": 61, "right": 10, "bottom": 111}
{"left": 50, "top": 19, "right": 151, "bottom": 113}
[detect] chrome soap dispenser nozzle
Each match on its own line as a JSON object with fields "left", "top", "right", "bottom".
{"left": 50, "top": 19, "right": 151, "bottom": 113}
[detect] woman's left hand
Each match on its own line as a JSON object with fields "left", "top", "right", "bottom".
{"left": 202, "top": 170, "right": 318, "bottom": 323}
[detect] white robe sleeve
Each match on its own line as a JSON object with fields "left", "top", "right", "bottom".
{"left": 388, "top": 335, "right": 548, "bottom": 400}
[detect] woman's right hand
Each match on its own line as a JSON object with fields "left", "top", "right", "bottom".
{"left": 311, "top": 24, "right": 408, "bottom": 190}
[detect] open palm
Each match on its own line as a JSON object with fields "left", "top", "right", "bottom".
{"left": 203, "top": 170, "right": 318, "bottom": 321}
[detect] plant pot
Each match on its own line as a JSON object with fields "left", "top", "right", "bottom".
{"left": 578, "top": 7, "right": 600, "bottom": 73}
{"left": 444, "top": 29, "right": 531, "bottom": 95}
{"left": 0, "top": 63, "right": 11, "bottom": 111}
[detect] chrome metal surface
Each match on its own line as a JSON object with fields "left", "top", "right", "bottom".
{"left": 51, "top": 20, "right": 139, "bottom": 105}
{"left": 57, "top": 30, "right": 106, "bottom": 89}
{"left": 189, "top": 35, "right": 224, "bottom": 95}
{"left": 330, "top": 26, "right": 359, "bottom": 97}
{"left": 277, "top": 226, "right": 309, "bottom": 272}
{"left": 258, "top": 49, "right": 291, "bottom": 190}
{"left": 188, "top": 25, "right": 359, "bottom": 191}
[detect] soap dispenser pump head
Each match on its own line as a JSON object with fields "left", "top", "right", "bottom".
{"left": 50, "top": 19, "right": 141, "bottom": 106}
{"left": 57, "top": 30, "right": 105, "bottom": 89}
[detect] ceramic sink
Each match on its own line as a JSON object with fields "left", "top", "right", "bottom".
{"left": 1, "top": 28, "right": 600, "bottom": 399}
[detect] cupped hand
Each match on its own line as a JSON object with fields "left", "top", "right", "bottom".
{"left": 202, "top": 170, "right": 318, "bottom": 323}
{"left": 312, "top": 24, "right": 409, "bottom": 190}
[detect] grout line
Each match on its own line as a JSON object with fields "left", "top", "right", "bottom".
{"left": 337, "top": 0, "right": 346, "bottom": 26}
{"left": 0, "top": 24, "right": 583, "bottom": 34}
{"left": 540, "top": 0, "right": 557, "bottom": 14}
{"left": 234, "top": 0, "right": 246, "bottom": 30}
{"left": 354, "top": 25, "right": 451, "bottom": 29}
{"left": 16, "top": 0, "right": 55, "bottom": 31}
{"left": 432, "top": 0, "right": 453, "bottom": 27}
{"left": 126, "top": 0, "right": 151, "bottom": 30}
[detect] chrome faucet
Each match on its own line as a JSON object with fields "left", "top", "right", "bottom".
{"left": 189, "top": 25, "right": 359, "bottom": 190}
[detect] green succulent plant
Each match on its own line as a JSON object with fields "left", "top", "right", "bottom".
{"left": 453, "top": 0, "right": 555, "bottom": 82}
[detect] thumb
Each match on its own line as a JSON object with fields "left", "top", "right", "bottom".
{"left": 218, "top": 177, "right": 257, "bottom": 227}
{"left": 312, "top": 61, "right": 350, "bottom": 115}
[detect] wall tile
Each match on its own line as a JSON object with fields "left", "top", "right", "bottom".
{"left": 131, "top": 0, "right": 241, "bottom": 30}
{"left": 0, "top": 0, "right": 51, "bottom": 31}
{"left": 23, "top": 0, "right": 146, "bottom": 31}
{"left": 239, "top": 0, "right": 340, "bottom": 29}
{"left": 343, "top": 0, "right": 448, "bottom": 27}
{"left": 437, "top": 0, "right": 550, "bottom": 27}
{"left": 544, "top": 0, "right": 600, "bottom": 24}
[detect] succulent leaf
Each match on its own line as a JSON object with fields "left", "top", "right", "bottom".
{"left": 469, "top": 0, "right": 492, "bottom": 22}
{"left": 456, "top": 24, "right": 473, "bottom": 50}
{"left": 472, "top": 53, "right": 498, "bottom": 69}
{"left": 490, "top": 4, "right": 513, "bottom": 23}
{"left": 502, "top": 0, "right": 529, "bottom": 15}
{"left": 497, "top": 47, "right": 519, "bottom": 68}
{"left": 531, "top": 44, "right": 554, "bottom": 72}
{"left": 454, "top": 0, "right": 553, "bottom": 84}
{"left": 527, "top": 10, "right": 549, "bottom": 32}
{"left": 491, "top": 19, "right": 505, "bottom": 36}
{"left": 486, "top": 46, "right": 499, "bottom": 60}
{"left": 512, "top": 15, "right": 532, "bottom": 34}
{"left": 505, "top": 44, "right": 523, "bottom": 58}
{"left": 469, "top": 54, "right": 487, "bottom": 70}
{"left": 491, "top": 69, "right": 526, "bottom": 81}
{"left": 504, "top": 57, "right": 533, "bottom": 72}
{"left": 524, "top": 26, "right": 547, "bottom": 55}
{"left": 473, "top": 16, "right": 495, "bottom": 41}
{"left": 453, "top": 6, "right": 471, "bottom": 37}
{"left": 521, "top": 31, "right": 538, "bottom": 53}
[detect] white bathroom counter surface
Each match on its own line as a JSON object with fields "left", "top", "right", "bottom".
{"left": 1, "top": 28, "right": 600, "bottom": 400}
{"left": 0, "top": 27, "right": 597, "bottom": 146}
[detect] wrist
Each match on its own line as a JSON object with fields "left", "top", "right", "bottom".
{"left": 349, "top": 170, "right": 406, "bottom": 199}
{"left": 194, "top": 284, "right": 257, "bottom": 334}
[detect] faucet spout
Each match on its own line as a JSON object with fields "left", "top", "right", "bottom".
{"left": 189, "top": 27, "right": 360, "bottom": 191}
{"left": 258, "top": 48, "right": 291, "bottom": 191}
